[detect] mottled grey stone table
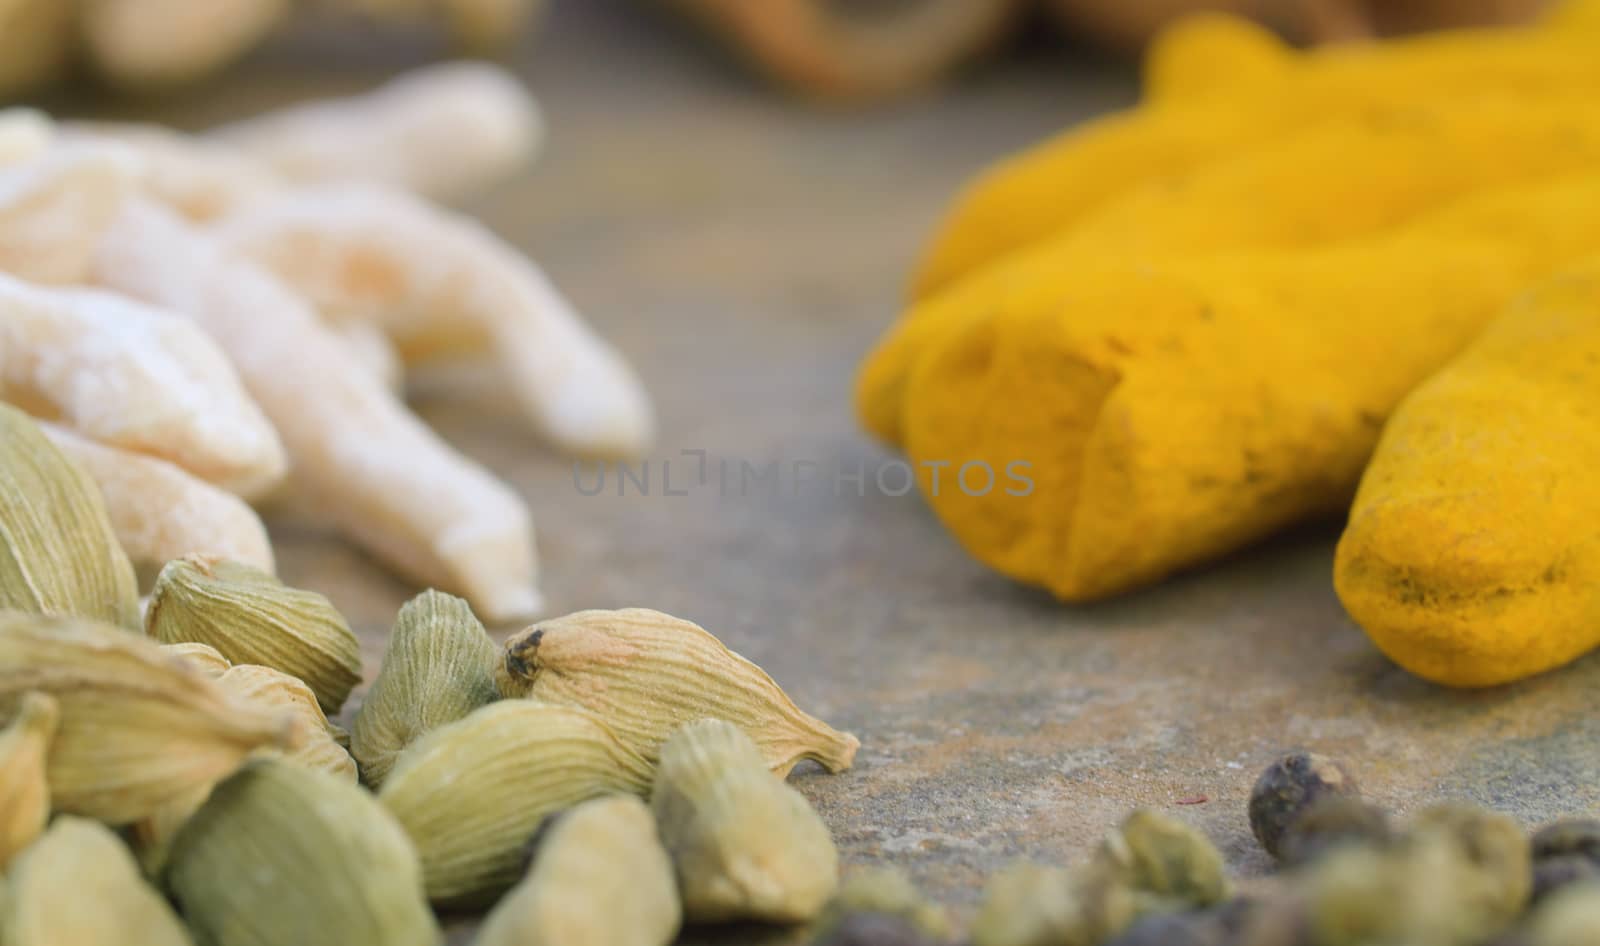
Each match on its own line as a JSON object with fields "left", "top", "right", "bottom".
{"left": 74, "top": 1, "right": 1600, "bottom": 941}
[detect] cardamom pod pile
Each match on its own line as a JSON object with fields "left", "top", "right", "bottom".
{"left": 0, "top": 411, "right": 859, "bottom": 943}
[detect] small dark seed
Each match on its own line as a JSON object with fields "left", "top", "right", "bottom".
{"left": 1532, "top": 854, "right": 1600, "bottom": 905}
{"left": 1531, "top": 819, "right": 1600, "bottom": 864}
{"left": 1249, "top": 752, "right": 1359, "bottom": 860}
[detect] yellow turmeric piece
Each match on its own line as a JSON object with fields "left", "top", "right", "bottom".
{"left": 913, "top": 19, "right": 1600, "bottom": 299}
{"left": 1335, "top": 266, "right": 1600, "bottom": 687}
{"left": 866, "top": 99, "right": 1600, "bottom": 446}
{"left": 885, "top": 174, "right": 1600, "bottom": 603}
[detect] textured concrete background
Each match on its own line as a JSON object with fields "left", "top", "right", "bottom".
{"left": 77, "top": 2, "right": 1600, "bottom": 941}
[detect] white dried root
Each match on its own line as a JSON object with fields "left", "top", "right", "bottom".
{"left": 62, "top": 122, "right": 283, "bottom": 222}
{"left": 79, "top": 0, "right": 291, "bottom": 88}
{"left": 0, "top": 142, "right": 140, "bottom": 285}
{"left": 329, "top": 319, "right": 405, "bottom": 392}
{"left": 42, "top": 424, "right": 276, "bottom": 575}
{"left": 208, "top": 62, "right": 543, "bottom": 201}
{"left": 214, "top": 187, "right": 654, "bottom": 456}
{"left": 0, "top": 273, "right": 286, "bottom": 498}
{"left": 0, "top": 110, "right": 54, "bottom": 169}
{"left": 91, "top": 199, "right": 543, "bottom": 623}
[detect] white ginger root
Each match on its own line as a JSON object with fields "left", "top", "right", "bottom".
{"left": 0, "top": 110, "right": 55, "bottom": 169}
{"left": 213, "top": 187, "right": 655, "bottom": 456}
{"left": 43, "top": 424, "right": 276, "bottom": 575}
{"left": 79, "top": 0, "right": 291, "bottom": 88}
{"left": 208, "top": 62, "right": 542, "bottom": 201}
{"left": 62, "top": 122, "right": 284, "bottom": 222}
{"left": 91, "top": 199, "right": 543, "bottom": 623}
{"left": 0, "top": 273, "right": 287, "bottom": 498}
{"left": 329, "top": 319, "right": 405, "bottom": 392}
{"left": 0, "top": 142, "right": 140, "bottom": 285}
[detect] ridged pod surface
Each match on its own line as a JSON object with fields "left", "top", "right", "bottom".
{"left": 379, "top": 700, "right": 653, "bottom": 906}
{"left": 0, "top": 613, "right": 297, "bottom": 824}
{"left": 496, "top": 608, "right": 858, "bottom": 776}
{"left": 166, "top": 760, "right": 439, "bottom": 946}
{"left": 352, "top": 589, "right": 498, "bottom": 787}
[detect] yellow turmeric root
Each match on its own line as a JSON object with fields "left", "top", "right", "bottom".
{"left": 866, "top": 98, "right": 1600, "bottom": 446}
{"left": 1334, "top": 265, "right": 1600, "bottom": 687}
{"left": 883, "top": 174, "right": 1600, "bottom": 603}
{"left": 913, "top": 18, "right": 1600, "bottom": 299}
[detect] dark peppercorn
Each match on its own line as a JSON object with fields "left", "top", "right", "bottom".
{"left": 1531, "top": 819, "right": 1600, "bottom": 864}
{"left": 810, "top": 912, "right": 938, "bottom": 946}
{"left": 1278, "top": 796, "right": 1393, "bottom": 869}
{"left": 1531, "top": 854, "right": 1600, "bottom": 905}
{"left": 1249, "top": 753, "right": 1360, "bottom": 860}
{"left": 1103, "top": 897, "right": 1307, "bottom": 946}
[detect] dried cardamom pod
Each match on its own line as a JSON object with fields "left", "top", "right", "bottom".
{"left": 496, "top": 608, "right": 859, "bottom": 775}
{"left": 813, "top": 868, "right": 952, "bottom": 943}
{"left": 1411, "top": 803, "right": 1531, "bottom": 933}
{"left": 477, "top": 795, "right": 680, "bottom": 946}
{"left": 219, "top": 664, "right": 357, "bottom": 780}
{"left": 166, "top": 759, "right": 439, "bottom": 946}
{"left": 0, "top": 612, "right": 298, "bottom": 824}
{"left": 160, "top": 641, "right": 231, "bottom": 676}
{"left": 352, "top": 589, "right": 498, "bottom": 787}
{"left": 1094, "top": 810, "right": 1229, "bottom": 911}
{"left": 0, "top": 692, "right": 56, "bottom": 867}
{"left": 1529, "top": 884, "right": 1600, "bottom": 946}
{"left": 0, "top": 402, "right": 140, "bottom": 629}
{"left": 378, "top": 700, "right": 653, "bottom": 906}
{"left": 134, "top": 663, "right": 358, "bottom": 874}
{"left": 653, "top": 718, "right": 838, "bottom": 923}
{"left": 2, "top": 816, "right": 192, "bottom": 946}
{"left": 971, "top": 862, "right": 1135, "bottom": 946}
{"left": 146, "top": 555, "right": 362, "bottom": 713}
{"left": 1304, "top": 826, "right": 1507, "bottom": 946}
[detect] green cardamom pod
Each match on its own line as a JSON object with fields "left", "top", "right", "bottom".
{"left": 379, "top": 700, "right": 653, "bottom": 907}
{"left": 495, "top": 608, "right": 858, "bottom": 775}
{"left": 0, "top": 403, "right": 140, "bottom": 629}
{"left": 653, "top": 718, "right": 838, "bottom": 923}
{"left": 972, "top": 862, "right": 1135, "bottom": 946}
{"left": 0, "top": 692, "right": 56, "bottom": 868}
{"left": 3, "top": 816, "right": 192, "bottom": 946}
{"left": 0, "top": 613, "right": 298, "bottom": 824}
{"left": 352, "top": 589, "right": 498, "bottom": 787}
{"left": 477, "top": 795, "right": 680, "bottom": 946}
{"left": 1094, "top": 809, "right": 1229, "bottom": 911}
{"left": 166, "top": 759, "right": 439, "bottom": 946}
{"left": 146, "top": 555, "right": 362, "bottom": 713}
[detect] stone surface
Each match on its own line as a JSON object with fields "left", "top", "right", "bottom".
{"left": 72, "top": 1, "right": 1600, "bottom": 942}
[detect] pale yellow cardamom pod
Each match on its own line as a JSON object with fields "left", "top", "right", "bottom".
{"left": 971, "top": 862, "right": 1135, "bottom": 946}
{"left": 477, "top": 795, "right": 681, "bottom": 946}
{"left": 653, "top": 719, "right": 838, "bottom": 923}
{"left": 159, "top": 641, "right": 231, "bottom": 677}
{"left": 0, "top": 402, "right": 140, "bottom": 630}
{"left": 379, "top": 700, "right": 653, "bottom": 907}
{"left": 495, "top": 608, "right": 859, "bottom": 776}
{"left": 146, "top": 555, "right": 362, "bottom": 713}
{"left": 0, "top": 691, "right": 57, "bottom": 868}
{"left": 218, "top": 664, "right": 357, "bottom": 780}
{"left": 0, "top": 613, "right": 299, "bottom": 824}
{"left": 134, "top": 662, "right": 358, "bottom": 874}
{"left": 166, "top": 759, "right": 440, "bottom": 946}
{"left": 2, "top": 817, "right": 192, "bottom": 946}
{"left": 352, "top": 589, "right": 499, "bottom": 788}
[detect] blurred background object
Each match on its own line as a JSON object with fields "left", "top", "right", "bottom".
{"left": 0, "top": 0, "right": 1556, "bottom": 104}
